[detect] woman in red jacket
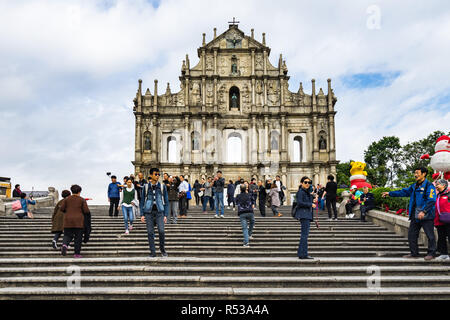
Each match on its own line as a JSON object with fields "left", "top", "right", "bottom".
{"left": 434, "top": 179, "right": 450, "bottom": 260}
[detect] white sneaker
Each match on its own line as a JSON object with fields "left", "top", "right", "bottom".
{"left": 220, "top": 215, "right": 225, "bottom": 218}
{"left": 243, "top": 243, "right": 250, "bottom": 247}
{"left": 345, "top": 215, "right": 349, "bottom": 219}
{"left": 233, "top": 208, "right": 235, "bottom": 211}
{"left": 214, "top": 215, "right": 219, "bottom": 218}
{"left": 350, "top": 214, "right": 355, "bottom": 218}
{"left": 249, "top": 235, "right": 254, "bottom": 240}
{"left": 124, "top": 230, "right": 129, "bottom": 235}
{"left": 436, "top": 255, "right": 449, "bottom": 260}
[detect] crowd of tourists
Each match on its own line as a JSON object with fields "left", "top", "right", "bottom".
{"left": 10, "top": 165, "right": 449, "bottom": 261}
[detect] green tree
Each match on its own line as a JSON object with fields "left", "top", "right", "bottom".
{"left": 364, "top": 136, "right": 402, "bottom": 187}
{"left": 396, "top": 130, "right": 448, "bottom": 186}
{"left": 336, "top": 160, "right": 353, "bottom": 187}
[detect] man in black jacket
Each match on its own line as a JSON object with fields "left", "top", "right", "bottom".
{"left": 323, "top": 175, "right": 338, "bottom": 220}
{"left": 257, "top": 180, "right": 266, "bottom": 217}
{"left": 359, "top": 186, "right": 375, "bottom": 222}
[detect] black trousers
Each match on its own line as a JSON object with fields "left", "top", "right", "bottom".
{"left": 326, "top": 197, "right": 337, "bottom": 219}
{"left": 63, "top": 228, "right": 83, "bottom": 255}
{"left": 109, "top": 197, "right": 119, "bottom": 216}
{"left": 195, "top": 194, "right": 200, "bottom": 206}
{"left": 345, "top": 199, "right": 358, "bottom": 214}
{"left": 437, "top": 224, "right": 450, "bottom": 255}
{"left": 360, "top": 205, "right": 374, "bottom": 221}
{"left": 179, "top": 196, "right": 187, "bottom": 216}
{"left": 53, "top": 231, "right": 63, "bottom": 242}
{"left": 259, "top": 199, "right": 266, "bottom": 217}
{"left": 408, "top": 219, "right": 436, "bottom": 256}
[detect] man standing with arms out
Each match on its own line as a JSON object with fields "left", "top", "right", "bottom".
{"left": 178, "top": 175, "right": 189, "bottom": 218}
{"left": 213, "top": 171, "right": 225, "bottom": 218}
{"left": 140, "top": 168, "right": 169, "bottom": 258}
{"left": 382, "top": 167, "right": 437, "bottom": 260}
{"left": 322, "top": 175, "right": 338, "bottom": 220}
{"left": 108, "top": 175, "right": 121, "bottom": 217}
{"left": 257, "top": 180, "right": 266, "bottom": 217}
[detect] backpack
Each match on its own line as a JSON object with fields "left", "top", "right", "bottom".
{"left": 144, "top": 183, "right": 166, "bottom": 206}
{"left": 237, "top": 194, "right": 253, "bottom": 213}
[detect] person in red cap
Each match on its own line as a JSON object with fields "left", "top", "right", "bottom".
{"left": 345, "top": 185, "right": 359, "bottom": 219}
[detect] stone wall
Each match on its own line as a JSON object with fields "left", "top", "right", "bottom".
{"left": 0, "top": 187, "right": 59, "bottom": 217}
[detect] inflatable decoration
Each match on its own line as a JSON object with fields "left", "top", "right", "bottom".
{"left": 349, "top": 161, "right": 372, "bottom": 189}
{"left": 420, "top": 135, "right": 450, "bottom": 180}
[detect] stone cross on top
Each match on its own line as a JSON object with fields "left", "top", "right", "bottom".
{"left": 228, "top": 17, "right": 240, "bottom": 27}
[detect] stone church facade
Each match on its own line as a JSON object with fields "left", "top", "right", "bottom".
{"left": 132, "top": 23, "right": 338, "bottom": 204}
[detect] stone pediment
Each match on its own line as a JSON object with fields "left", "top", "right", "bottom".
{"left": 204, "top": 26, "right": 266, "bottom": 51}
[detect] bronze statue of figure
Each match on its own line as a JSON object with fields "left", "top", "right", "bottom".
{"left": 144, "top": 135, "right": 151, "bottom": 150}
{"left": 319, "top": 136, "right": 327, "bottom": 150}
{"left": 231, "top": 93, "right": 238, "bottom": 109}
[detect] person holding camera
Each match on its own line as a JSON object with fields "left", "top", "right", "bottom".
{"left": 382, "top": 167, "right": 437, "bottom": 260}
{"left": 16, "top": 193, "right": 35, "bottom": 219}
{"left": 294, "top": 177, "right": 316, "bottom": 259}
{"left": 140, "top": 168, "right": 169, "bottom": 257}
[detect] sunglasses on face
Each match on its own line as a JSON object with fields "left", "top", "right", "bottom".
{"left": 303, "top": 181, "right": 312, "bottom": 184}
{"left": 153, "top": 173, "right": 161, "bottom": 176}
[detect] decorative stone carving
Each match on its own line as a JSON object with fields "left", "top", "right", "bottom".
{"left": 206, "top": 55, "right": 213, "bottom": 70}
{"left": 255, "top": 54, "right": 263, "bottom": 70}
{"left": 225, "top": 29, "right": 242, "bottom": 48}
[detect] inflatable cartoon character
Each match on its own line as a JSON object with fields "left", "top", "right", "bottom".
{"left": 349, "top": 161, "right": 372, "bottom": 189}
{"left": 421, "top": 135, "right": 450, "bottom": 180}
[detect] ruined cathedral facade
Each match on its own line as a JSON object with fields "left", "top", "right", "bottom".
{"left": 132, "top": 23, "right": 338, "bottom": 204}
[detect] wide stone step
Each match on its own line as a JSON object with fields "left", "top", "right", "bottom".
{"left": 1, "top": 265, "right": 447, "bottom": 277}
{"left": 1, "top": 286, "right": 450, "bottom": 300}
{"left": 2, "top": 275, "right": 449, "bottom": 289}
{"left": 1, "top": 257, "right": 447, "bottom": 268}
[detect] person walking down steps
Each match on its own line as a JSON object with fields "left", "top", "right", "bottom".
{"left": 235, "top": 184, "right": 255, "bottom": 247}
{"left": 119, "top": 178, "right": 139, "bottom": 235}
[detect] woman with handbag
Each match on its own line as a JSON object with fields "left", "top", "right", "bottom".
{"left": 294, "top": 177, "right": 315, "bottom": 259}
{"left": 16, "top": 193, "right": 35, "bottom": 219}
{"left": 119, "top": 178, "right": 139, "bottom": 235}
{"left": 434, "top": 179, "right": 450, "bottom": 260}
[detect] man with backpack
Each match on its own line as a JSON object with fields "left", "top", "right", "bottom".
{"left": 382, "top": 167, "right": 437, "bottom": 260}
{"left": 235, "top": 184, "right": 256, "bottom": 247}
{"left": 140, "top": 168, "right": 169, "bottom": 257}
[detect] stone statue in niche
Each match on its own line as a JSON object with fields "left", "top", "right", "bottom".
{"left": 319, "top": 136, "right": 327, "bottom": 150}
{"left": 231, "top": 93, "right": 238, "bottom": 109}
{"left": 144, "top": 135, "right": 151, "bottom": 150}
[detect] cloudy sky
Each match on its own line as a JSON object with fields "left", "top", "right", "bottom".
{"left": 1, "top": 0, "right": 449, "bottom": 203}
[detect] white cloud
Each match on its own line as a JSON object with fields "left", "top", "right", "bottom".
{"left": 0, "top": 0, "right": 449, "bottom": 203}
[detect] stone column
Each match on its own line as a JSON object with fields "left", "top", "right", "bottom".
{"left": 153, "top": 80, "right": 158, "bottom": 113}
{"left": 202, "top": 77, "right": 206, "bottom": 110}
{"left": 213, "top": 50, "right": 217, "bottom": 75}
{"left": 264, "top": 115, "right": 269, "bottom": 160}
{"left": 135, "top": 115, "right": 142, "bottom": 163}
{"left": 185, "top": 78, "right": 189, "bottom": 109}
{"left": 202, "top": 115, "right": 206, "bottom": 163}
{"left": 313, "top": 115, "right": 318, "bottom": 160}
{"left": 251, "top": 49, "right": 255, "bottom": 76}
{"left": 184, "top": 115, "right": 190, "bottom": 164}
{"left": 263, "top": 49, "right": 267, "bottom": 75}
{"left": 281, "top": 115, "right": 287, "bottom": 161}
{"left": 329, "top": 114, "right": 336, "bottom": 160}
{"left": 251, "top": 78, "right": 255, "bottom": 109}
{"left": 214, "top": 78, "right": 217, "bottom": 107}
{"left": 251, "top": 116, "right": 257, "bottom": 164}
{"left": 213, "top": 115, "right": 218, "bottom": 164}
{"left": 263, "top": 78, "right": 268, "bottom": 109}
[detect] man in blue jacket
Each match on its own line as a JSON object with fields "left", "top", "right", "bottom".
{"left": 382, "top": 167, "right": 437, "bottom": 260}
{"left": 140, "top": 168, "right": 170, "bottom": 258}
{"left": 108, "top": 175, "right": 121, "bottom": 217}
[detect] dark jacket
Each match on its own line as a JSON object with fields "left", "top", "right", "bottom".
{"left": 294, "top": 187, "right": 314, "bottom": 221}
{"left": 360, "top": 192, "right": 375, "bottom": 209}
{"left": 213, "top": 177, "right": 225, "bottom": 193}
{"left": 140, "top": 182, "right": 169, "bottom": 217}
{"left": 60, "top": 195, "right": 90, "bottom": 229}
{"left": 389, "top": 179, "right": 436, "bottom": 221}
{"left": 258, "top": 185, "right": 267, "bottom": 201}
{"left": 227, "top": 183, "right": 235, "bottom": 196}
{"left": 236, "top": 192, "right": 255, "bottom": 215}
{"left": 325, "top": 181, "right": 338, "bottom": 200}
{"left": 167, "top": 182, "right": 180, "bottom": 201}
{"left": 13, "top": 188, "right": 22, "bottom": 198}
{"left": 51, "top": 199, "right": 65, "bottom": 233}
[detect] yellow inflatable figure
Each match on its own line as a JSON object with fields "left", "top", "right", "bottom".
{"left": 350, "top": 161, "right": 368, "bottom": 177}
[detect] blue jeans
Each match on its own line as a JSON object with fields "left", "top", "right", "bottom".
{"left": 122, "top": 206, "right": 134, "bottom": 230}
{"left": 297, "top": 219, "right": 311, "bottom": 258}
{"left": 144, "top": 210, "right": 166, "bottom": 254}
{"left": 215, "top": 192, "right": 224, "bottom": 216}
{"left": 202, "top": 196, "right": 210, "bottom": 212}
{"left": 319, "top": 198, "right": 325, "bottom": 210}
{"left": 239, "top": 212, "right": 255, "bottom": 245}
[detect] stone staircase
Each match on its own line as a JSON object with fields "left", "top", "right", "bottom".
{"left": 0, "top": 205, "right": 449, "bottom": 299}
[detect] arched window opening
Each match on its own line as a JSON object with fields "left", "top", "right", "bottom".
{"left": 293, "top": 136, "right": 303, "bottom": 162}
{"left": 167, "top": 136, "right": 177, "bottom": 163}
{"left": 271, "top": 131, "right": 279, "bottom": 150}
{"left": 318, "top": 131, "right": 327, "bottom": 150}
{"left": 227, "top": 132, "right": 242, "bottom": 163}
{"left": 191, "top": 131, "right": 201, "bottom": 151}
{"left": 143, "top": 132, "right": 151, "bottom": 151}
